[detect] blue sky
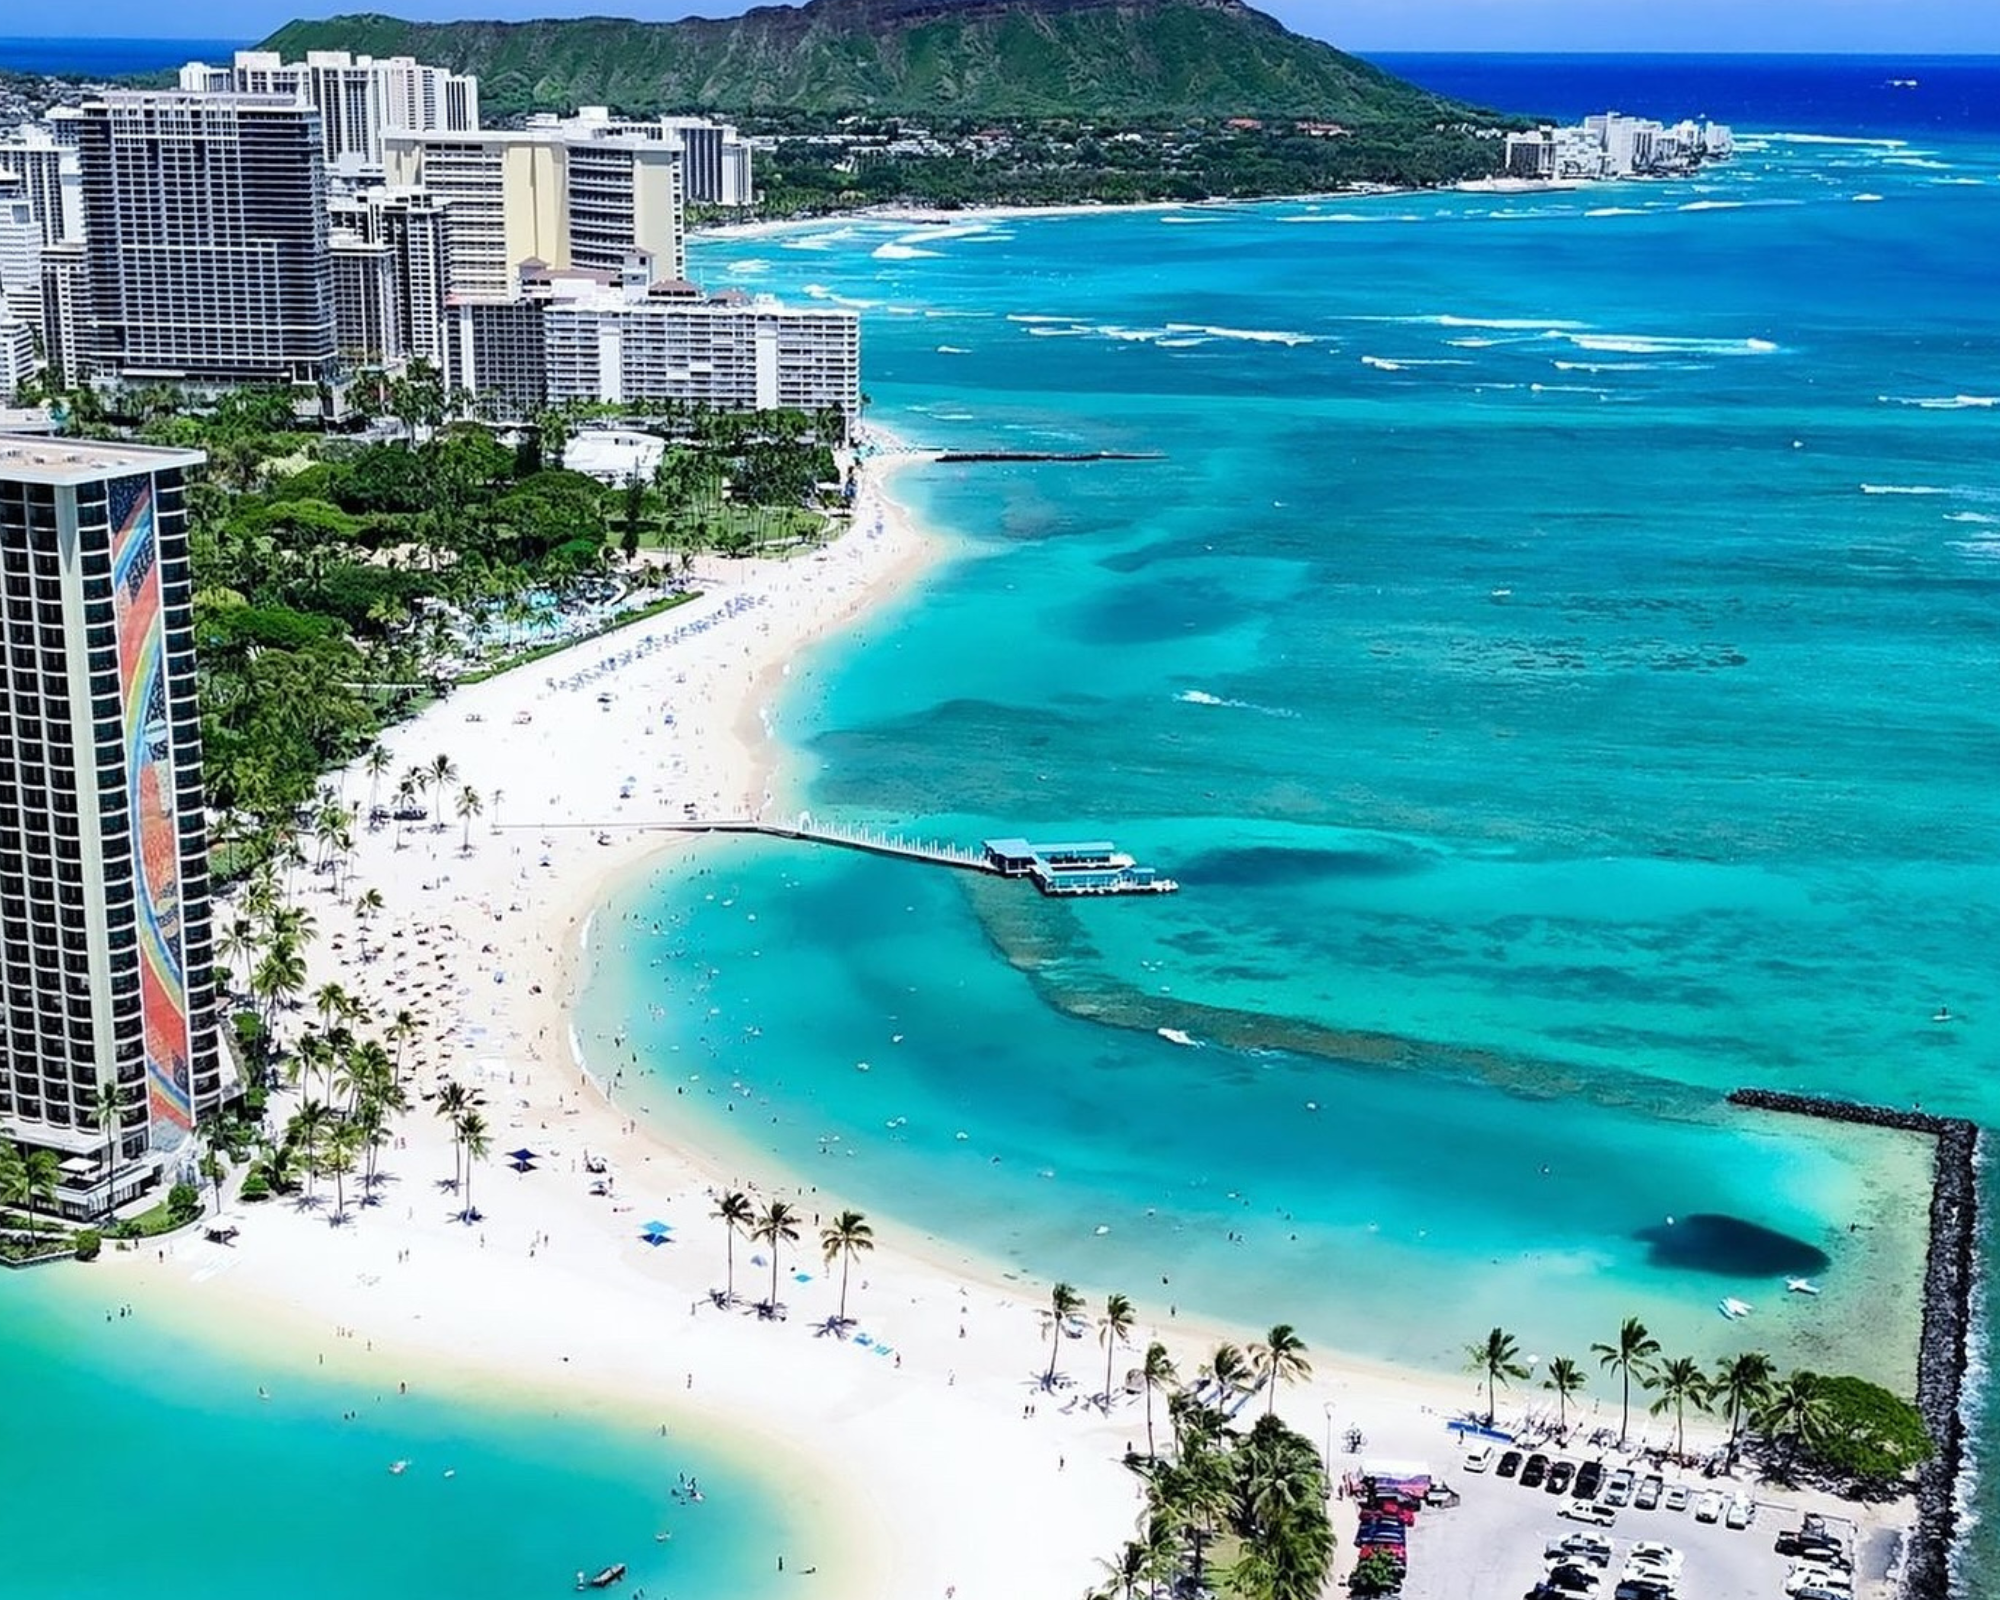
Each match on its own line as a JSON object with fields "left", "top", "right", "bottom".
{"left": 16, "top": 0, "right": 2000, "bottom": 53}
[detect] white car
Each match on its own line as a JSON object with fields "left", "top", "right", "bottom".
{"left": 1627, "top": 1543, "right": 1684, "bottom": 1579}
{"left": 1623, "top": 1557, "right": 1679, "bottom": 1589}
{"left": 1786, "top": 1567, "right": 1854, "bottom": 1596}
{"left": 1663, "top": 1484, "right": 1690, "bottom": 1512}
{"left": 1560, "top": 1499, "right": 1618, "bottom": 1526}
{"left": 1463, "top": 1445, "right": 1494, "bottom": 1473}
{"left": 1692, "top": 1491, "right": 1724, "bottom": 1523}
{"left": 1725, "top": 1494, "right": 1756, "bottom": 1530}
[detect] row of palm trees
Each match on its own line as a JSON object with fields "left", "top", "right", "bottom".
{"left": 361, "top": 748, "right": 485, "bottom": 853}
{"left": 1081, "top": 1307, "right": 1330, "bottom": 1600}
{"left": 710, "top": 1190, "right": 877, "bottom": 1325}
{"left": 0, "top": 1136, "right": 61, "bottom": 1240}
{"left": 1470, "top": 1318, "right": 1832, "bottom": 1464}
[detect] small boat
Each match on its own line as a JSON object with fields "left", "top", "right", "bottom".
{"left": 1156, "top": 1027, "right": 1197, "bottom": 1047}
{"left": 1932, "top": 1007, "right": 1953, "bottom": 1023}
{"left": 1718, "top": 1297, "right": 1753, "bottom": 1320}
{"left": 578, "top": 1563, "right": 627, "bottom": 1590}
{"left": 1786, "top": 1278, "right": 1820, "bottom": 1296}
{"left": 388, "top": 1459, "right": 409, "bottom": 1475}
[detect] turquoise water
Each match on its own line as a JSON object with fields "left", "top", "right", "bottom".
{"left": 584, "top": 120, "right": 2000, "bottom": 1563}
{"left": 0, "top": 1269, "right": 807, "bottom": 1599}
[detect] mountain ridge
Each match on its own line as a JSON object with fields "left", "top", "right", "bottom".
{"left": 258, "top": 1, "right": 1494, "bottom": 122}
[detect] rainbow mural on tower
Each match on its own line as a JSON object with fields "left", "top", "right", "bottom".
{"left": 108, "top": 475, "right": 193, "bottom": 1136}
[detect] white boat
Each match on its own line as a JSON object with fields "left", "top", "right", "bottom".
{"left": 1717, "top": 1297, "right": 1754, "bottom": 1320}
{"left": 1156, "top": 1027, "right": 1197, "bottom": 1047}
{"left": 1786, "top": 1278, "right": 1820, "bottom": 1296}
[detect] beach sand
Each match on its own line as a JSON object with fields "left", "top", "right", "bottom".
{"left": 95, "top": 444, "right": 1912, "bottom": 1599}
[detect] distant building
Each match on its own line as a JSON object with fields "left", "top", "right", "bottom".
{"left": 179, "top": 49, "right": 479, "bottom": 171}
{"left": 0, "top": 126, "right": 84, "bottom": 246}
{"left": 0, "top": 174, "right": 44, "bottom": 337}
{"left": 0, "top": 436, "right": 227, "bottom": 1216}
{"left": 444, "top": 261, "right": 859, "bottom": 427}
{"left": 0, "top": 308, "right": 38, "bottom": 400}
{"left": 1505, "top": 112, "right": 1732, "bottom": 182}
{"left": 76, "top": 94, "right": 337, "bottom": 389}
{"left": 37, "top": 241, "right": 88, "bottom": 388}
{"left": 328, "top": 186, "right": 453, "bottom": 368}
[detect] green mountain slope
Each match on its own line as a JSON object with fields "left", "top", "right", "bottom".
{"left": 259, "top": 0, "right": 1488, "bottom": 122}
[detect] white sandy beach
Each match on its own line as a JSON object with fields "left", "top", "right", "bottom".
{"left": 92, "top": 444, "right": 1904, "bottom": 1600}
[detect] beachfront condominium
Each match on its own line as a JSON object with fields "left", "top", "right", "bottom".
{"left": 77, "top": 94, "right": 337, "bottom": 388}
{"left": 384, "top": 126, "right": 685, "bottom": 300}
{"left": 179, "top": 49, "right": 479, "bottom": 172}
{"left": 329, "top": 186, "right": 453, "bottom": 368}
{"left": 0, "top": 437, "right": 225, "bottom": 1216}
{"left": 445, "top": 262, "right": 860, "bottom": 429}
{"left": 529, "top": 108, "right": 753, "bottom": 208}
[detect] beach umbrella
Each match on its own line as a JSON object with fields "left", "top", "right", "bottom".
{"left": 507, "top": 1148, "right": 539, "bottom": 1163}
{"left": 639, "top": 1232, "right": 669, "bottom": 1247}
{"left": 642, "top": 1219, "right": 672, "bottom": 1235}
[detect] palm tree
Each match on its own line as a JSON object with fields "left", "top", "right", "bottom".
{"left": 750, "top": 1199, "right": 801, "bottom": 1314}
{"left": 363, "top": 742, "right": 393, "bottom": 814}
{"left": 819, "top": 1208, "right": 874, "bottom": 1326}
{"left": 456, "top": 1109, "right": 490, "bottom": 1221}
{"left": 0, "top": 1138, "right": 27, "bottom": 1231}
{"left": 1646, "top": 1355, "right": 1713, "bottom": 1460}
{"left": 23, "top": 1147, "right": 57, "bottom": 1238}
{"left": 435, "top": 1080, "right": 470, "bottom": 1191}
{"left": 1467, "top": 1326, "right": 1531, "bottom": 1427}
{"left": 1098, "top": 1291, "right": 1136, "bottom": 1407}
{"left": 1044, "top": 1281, "right": 1085, "bottom": 1388}
{"left": 394, "top": 774, "right": 421, "bottom": 849}
{"left": 387, "top": 1007, "right": 419, "bottom": 1085}
{"left": 428, "top": 753, "right": 458, "bottom": 829}
{"left": 325, "top": 1119, "right": 363, "bottom": 1224}
{"left": 712, "top": 1188, "right": 754, "bottom": 1305}
{"left": 288, "top": 1099, "right": 335, "bottom": 1207}
{"left": 1756, "top": 1370, "right": 1830, "bottom": 1478}
{"left": 354, "top": 887, "right": 385, "bottom": 922}
{"left": 1712, "top": 1351, "right": 1777, "bottom": 1466}
{"left": 218, "top": 914, "right": 259, "bottom": 994}
{"left": 1203, "top": 1342, "right": 1251, "bottom": 1411}
{"left": 91, "top": 1078, "right": 132, "bottom": 1217}
{"left": 1141, "top": 1340, "right": 1178, "bottom": 1460}
{"left": 1251, "top": 1323, "right": 1312, "bottom": 1417}
{"left": 313, "top": 980, "right": 354, "bottom": 1036}
{"left": 455, "top": 784, "right": 483, "bottom": 852}
{"left": 1543, "top": 1355, "right": 1587, "bottom": 1435}
{"left": 1592, "top": 1317, "right": 1662, "bottom": 1448}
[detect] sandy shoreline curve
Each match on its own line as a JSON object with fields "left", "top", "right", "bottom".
{"left": 89, "top": 439, "right": 1904, "bottom": 1598}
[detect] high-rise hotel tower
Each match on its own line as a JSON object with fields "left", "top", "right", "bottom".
{"left": 0, "top": 438, "right": 223, "bottom": 1213}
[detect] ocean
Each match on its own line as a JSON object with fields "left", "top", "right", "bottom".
{"left": 0, "top": 37, "right": 244, "bottom": 77}
{"left": 579, "top": 52, "right": 2000, "bottom": 1585}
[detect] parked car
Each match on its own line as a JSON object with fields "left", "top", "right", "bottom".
{"left": 1546, "top": 1460, "right": 1577, "bottom": 1495}
{"left": 1626, "top": 1543, "right": 1684, "bottom": 1580}
{"left": 1663, "top": 1484, "right": 1689, "bottom": 1513}
{"left": 1573, "top": 1460, "right": 1606, "bottom": 1501}
{"left": 1464, "top": 1445, "right": 1495, "bottom": 1473}
{"left": 1613, "top": 1583, "right": 1672, "bottom": 1600}
{"left": 1693, "top": 1491, "right": 1724, "bottom": 1523}
{"left": 1522, "top": 1454, "right": 1551, "bottom": 1489}
{"left": 1726, "top": 1495, "right": 1756, "bottom": 1530}
{"left": 1498, "top": 1450, "right": 1525, "bottom": 1479}
{"left": 1546, "top": 1563, "right": 1600, "bottom": 1596}
{"left": 1560, "top": 1500, "right": 1618, "bottom": 1527}
{"left": 1785, "top": 1567, "right": 1853, "bottom": 1596}
{"left": 1602, "top": 1470, "right": 1635, "bottom": 1508}
{"left": 1635, "top": 1475, "right": 1663, "bottom": 1510}
{"left": 1546, "top": 1533, "right": 1613, "bottom": 1568}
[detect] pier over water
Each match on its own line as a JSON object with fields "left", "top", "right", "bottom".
{"left": 664, "top": 817, "right": 1177, "bottom": 896}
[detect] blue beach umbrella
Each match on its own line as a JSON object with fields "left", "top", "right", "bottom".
{"left": 642, "top": 1219, "right": 672, "bottom": 1235}
{"left": 507, "top": 1148, "right": 539, "bottom": 1163}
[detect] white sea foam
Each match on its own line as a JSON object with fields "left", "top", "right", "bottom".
{"left": 1175, "top": 688, "right": 1299, "bottom": 718}
{"left": 1155, "top": 337, "right": 1209, "bottom": 348}
{"left": 1160, "top": 214, "right": 1228, "bottom": 225}
{"left": 1679, "top": 200, "right": 1747, "bottom": 211}
{"left": 725, "top": 259, "right": 773, "bottom": 275}
{"left": 1564, "top": 332, "right": 1778, "bottom": 357}
{"left": 1879, "top": 394, "right": 1999, "bottom": 410}
{"left": 1026, "top": 325, "right": 1089, "bottom": 337}
{"left": 1947, "top": 512, "right": 2000, "bottom": 525}
{"left": 1949, "top": 539, "right": 2000, "bottom": 561}
{"left": 1279, "top": 212, "right": 1392, "bottom": 224}
{"left": 1529, "top": 383, "right": 1612, "bottom": 397}
{"left": 1884, "top": 156, "right": 1955, "bottom": 170}
{"left": 1763, "top": 132, "right": 1909, "bottom": 148}
{"left": 935, "top": 345, "right": 970, "bottom": 355}
{"left": 872, "top": 242, "right": 940, "bottom": 260}
{"left": 1007, "top": 313, "right": 1078, "bottom": 324}
{"left": 1584, "top": 206, "right": 1649, "bottom": 217}
{"left": 1931, "top": 177, "right": 1986, "bottom": 186}
{"left": 1553, "top": 359, "right": 1659, "bottom": 373}
{"left": 1361, "top": 355, "right": 1404, "bottom": 370}
{"left": 1166, "top": 322, "right": 1315, "bottom": 346}
{"left": 1431, "top": 314, "right": 1590, "bottom": 330}
{"left": 1860, "top": 483, "right": 1951, "bottom": 495}
{"left": 1851, "top": 193, "right": 1885, "bottom": 203}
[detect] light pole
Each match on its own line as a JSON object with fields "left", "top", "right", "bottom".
{"left": 1323, "top": 1401, "right": 1335, "bottom": 1470}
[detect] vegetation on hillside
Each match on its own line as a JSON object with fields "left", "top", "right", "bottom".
{"left": 261, "top": 0, "right": 1501, "bottom": 124}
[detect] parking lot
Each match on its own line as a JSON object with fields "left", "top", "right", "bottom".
{"left": 1382, "top": 1447, "right": 1892, "bottom": 1600}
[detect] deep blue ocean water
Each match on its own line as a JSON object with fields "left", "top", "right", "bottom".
{"left": 0, "top": 37, "right": 244, "bottom": 76}
{"left": 576, "top": 55, "right": 2000, "bottom": 1586}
